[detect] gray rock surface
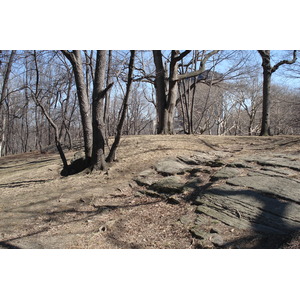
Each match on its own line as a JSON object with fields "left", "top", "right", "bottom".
{"left": 210, "top": 234, "right": 224, "bottom": 247}
{"left": 134, "top": 169, "right": 161, "bottom": 186}
{"left": 190, "top": 226, "right": 209, "bottom": 239}
{"left": 226, "top": 161, "right": 252, "bottom": 168}
{"left": 211, "top": 167, "right": 242, "bottom": 181}
{"left": 135, "top": 152, "right": 300, "bottom": 238}
{"left": 155, "top": 158, "right": 189, "bottom": 175}
{"left": 180, "top": 214, "right": 196, "bottom": 226}
{"left": 149, "top": 176, "right": 185, "bottom": 194}
{"left": 195, "top": 184, "right": 300, "bottom": 233}
{"left": 227, "top": 175, "right": 300, "bottom": 203}
{"left": 245, "top": 155, "right": 300, "bottom": 171}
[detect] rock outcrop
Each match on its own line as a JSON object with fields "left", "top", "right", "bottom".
{"left": 134, "top": 151, "right": 300, "bottom": 245}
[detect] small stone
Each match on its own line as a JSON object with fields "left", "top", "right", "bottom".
{"left": 210, "top": 234, "right": 224, "bottom": 247}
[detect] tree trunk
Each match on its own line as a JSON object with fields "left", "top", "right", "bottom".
{"left": 0, "top": 50, "right": 16, "bottom": 157}
{"left": 164, "top": 51, "right": 181, "bottom": 134}
{"left": 260, "top": 53, "right": 272, "bottom": 136}
{"left": 0, "top": 50, "right": 16, "bottom": 108}
{"left": 153, "top": 50, "right": 219, "bottom": 135}
{"left": 92, "top": 50, "right": 108, "bottom": 171}
{"left": 258, "top": 50, "right": 297, "bottom": 136}
{"left": 35, "top": 99, "right": 68, "bottom": 170}
{"left": 153, "top": 51, "right": 167, "bottom": 134}
{"left": 0, "top": 111, "right": 6, "bottom": 157}
{"left": 153, "top": 50, "right": 180, "bottom": 134}
{"left": 106, "top": 51, "right": 135, "bottom": 162}
{"left": 61, "top": 50, "right": 93, "bottom": 161}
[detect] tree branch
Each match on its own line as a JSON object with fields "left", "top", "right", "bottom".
{"left": 173, "top": 50, "right": 192, "bottom": 63}
{"left": 271, "top": 50, "right": 297, "bottom": 73}
{"left": 61, "top": 50, "right": 75, "bottom": 63}
{"left": 95, "top": 82, "right": 114, "bottom": 102}
{"left": 177, "top": 50, "right": 220, "bottom": 81}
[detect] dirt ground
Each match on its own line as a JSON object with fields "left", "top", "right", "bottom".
{"left": 0, "top": 134, "right": 300, "bottom": 249}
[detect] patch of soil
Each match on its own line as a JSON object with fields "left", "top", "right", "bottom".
{"left": 0, "top": 135, "right": 299, "bottom": 249}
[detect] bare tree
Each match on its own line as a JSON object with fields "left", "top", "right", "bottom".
{"left": 62, "top": 50, "right": 114, "bottom": 171}
{"left": 26, "top": 51, "right": 69, "bottom": 169}
{"left": 153, "top": 50, "right": 220, "bottom": 134}
{"left": 92, "top": 50, "right": 113, "bottom": 171}
{"left": 61, "top": 50, "right": 94, "bottom": 161}
{"left": 0, "top": 50, "right": 16, "bottom": 156}
{"left": 257, "top": 50, "right": 297, "bottom": 136}
{"left": 106, "top": 50, "right": 135, "bottom": 162}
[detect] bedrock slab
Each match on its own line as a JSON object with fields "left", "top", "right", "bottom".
{"left": 226, "top": 175, "right": 300, "bottom": 203}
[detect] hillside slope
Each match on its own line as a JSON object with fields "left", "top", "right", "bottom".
{"left": 0, "top": 135, "right": 299, "bottom": 249}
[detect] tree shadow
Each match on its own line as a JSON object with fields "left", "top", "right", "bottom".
{"left": 0, "top": 227, "right": 51, "bottom": 249}
{"left": 197, "top": 139, "right": 220, "bottom": 151}
{"left": 0, "top": 179, "right": 50, "bottom": 188}
{"left": 0, "top": 241, "right": 21, "bottom": 249}
{"left": 60, "top": 158, "right": 90, "bottom": 176}
{"left": 0, "top": 198, "right": 165, "bottom": 249}
{"left": 0, "top": 158, "right": 57, "bottom": 170}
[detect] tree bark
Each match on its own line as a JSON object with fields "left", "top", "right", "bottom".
{"left": 0, "top": 50, "right": 16, "bottom": 157}
{"left": 261, "top": 64, "right": 271, "bottom": 136}
{"left": 152, "top": 51, "right": 167, "bottom": 134}
{"left": 61, "top": 50, "right": 93, "bottom": 161}
{"left": 164, "top": 50, "right": 180, "bottom": 134}
{"left": 0, "top": 50, "right": 16, "bottom": 108}
{"left": 92, "top": 50, "right": 109, "bottom": 171}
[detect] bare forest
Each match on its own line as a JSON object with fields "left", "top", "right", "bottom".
{"left": 1, "top": 50, "right": 299, "bottom": 161}
{"left": 1, "top": 50, "right": 300, "bottom": 250}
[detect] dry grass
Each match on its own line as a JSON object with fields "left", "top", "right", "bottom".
{"left": 0, "top": 134, "right": 299, "bottom": 249}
